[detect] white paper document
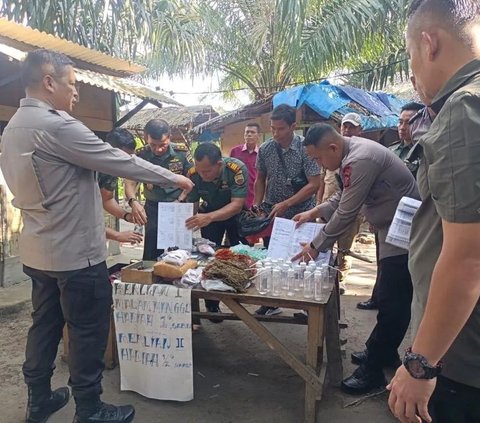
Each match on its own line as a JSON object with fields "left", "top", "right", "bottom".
{"left": 267, "top": 217, "right": 331, "bottom": 264}
{"left": 113, "top": 282, "right": 193, "bottom": 401}
{"left": 157, "top": 202, "right": 193, "bottom": 250}
{"left": 386, "top": 196, "right": 422, "bottom": 250}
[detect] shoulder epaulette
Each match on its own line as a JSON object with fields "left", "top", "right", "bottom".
{"left": 226, "top": 161, "right": 242, "bottom": 174}
{"left": 172, "top": 143, "right": 188, "bottom": 152}
{"left": 186, "top": 167, "right": 197, "bottom": 177}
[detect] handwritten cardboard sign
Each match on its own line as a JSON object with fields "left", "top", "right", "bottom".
{"left": 113, "top": 282, "right": 193, "bottom": 401}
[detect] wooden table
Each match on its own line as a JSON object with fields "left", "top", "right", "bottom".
{"left": 191, "top": 283, "right": 343, "bottom": 423}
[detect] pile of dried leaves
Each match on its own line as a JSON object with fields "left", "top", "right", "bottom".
{"left": 202, "top": 249, "right": 255, "bottom": 293}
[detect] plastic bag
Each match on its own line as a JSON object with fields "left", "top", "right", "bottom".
{"left": 162, "top": 249, "right": 190, "bottom": 266}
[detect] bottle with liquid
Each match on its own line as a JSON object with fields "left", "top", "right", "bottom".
{"left": 272, "top": 268, "right": 282, "bottom": 297}
{"left": 258, "top": 266, "right": 271, "bottom": 295}
{"left": 321, "top": 264, "right": 331, "bottom": 294}
{"left": 287, "top": 268, "right": 295, "bottom": 297}
{"left": 293, "top": 264, "right": 301, "bottom": 294}
{"left": 281, "top": 263, "right": 290, "bottom": 292}
{"left": 303, "top": 270, "right": 314, "bottom": 299}
{"left": 313, "top": 269, "right": 324, "bottom": 301}
{"left": 298, "top": 261, "right": 307, "bottom": 288}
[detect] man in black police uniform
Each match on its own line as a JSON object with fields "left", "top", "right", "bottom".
{"left": 185, "top": 143, "right": 248, "bottom": 315}
{"left": 125, "top": 119, "right": 193, "bottom": 260}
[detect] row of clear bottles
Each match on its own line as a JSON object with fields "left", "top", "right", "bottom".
{"left": 254, "top": 259, "right": 333, "bottom": 301}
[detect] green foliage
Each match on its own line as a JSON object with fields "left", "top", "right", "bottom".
{"left": 1, "top": 0, "right": 410, "bottom": 95}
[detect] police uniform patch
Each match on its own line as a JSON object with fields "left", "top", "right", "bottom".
{"left": 342, "top": 165, "right": 352, "bottom": 188}
{"left": 234, "top": 173, "right": 245, "bottom": 186}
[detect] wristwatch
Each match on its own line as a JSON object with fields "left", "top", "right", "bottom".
{"left": 403, "top": 348, "right": 442, "bottom": 379}
{"left": 128, "top": 197, "right": 138, "bottom": 207}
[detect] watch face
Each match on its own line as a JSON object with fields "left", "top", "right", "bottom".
{"left": 406, "top": 359, "right": 426, "bottom": 379}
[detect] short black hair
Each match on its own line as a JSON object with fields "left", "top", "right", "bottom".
{"left": 408, "top": 0, "right": 480, "bottom": 40}
{"left": 401, "top": 102, "right": 424, "bottom": 112}
{"left": 303, "top": 123, "right": 338, "bottom": 147}
{"left": 245, "top": 122, "right": 261, "bottom": 132}
{"left": 106, "top": 128, "right": 136, "bottom": 151}
{"left": 21, "top": 49, "right": 74, "bottom": 88}
{"left": 271, "top": 104, "right": 296, "bottom": 126}
{"left": 194, "top": 142, "right": 222, "bottom": 164}
{"left": 144, "top": 119, "right": 170, "bottom": 140}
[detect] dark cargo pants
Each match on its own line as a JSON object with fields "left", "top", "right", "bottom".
{"left": 22, "top": 261, "right": 112, "bottom": 401}
{"left": 365, "top": 254, "right": 413, "bottom": 368}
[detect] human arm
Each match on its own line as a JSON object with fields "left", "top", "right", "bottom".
{"left": 52, "top": 117, "right": 192, "bottom": 189}
{"left": 268, "top": 174, "right": 321, "bottom": 219}
{"left": 253, "top": 170, "right": 266, "bottom": 206}
{"left": 105, "top": 227, "right": 143, "bottom": 244}
{"left": 316, "top": 174, "right": 326, "bottom": 204}
{"left": 310, "top": 160, "right": 379, "bottom": 252}
{"left": 185, "top": 197, "right": 245, "bottom": 230}
{"left": 100, "top": 188, "right": 133, "bottom": 222}
{"left": 387, "top": 95, "right": 480, "bottom": 423}
{"left": 124, "top": 178, "right": 147, "bottom": 225}
{"left": 388, "top": 221, "right": 480, "bottom": 423}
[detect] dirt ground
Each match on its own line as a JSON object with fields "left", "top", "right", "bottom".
{"left": 0, "top": 237, "right": 406, "bottom": 423}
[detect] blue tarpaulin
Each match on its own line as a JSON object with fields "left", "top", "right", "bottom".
{"left": 273, "top": 81, "right": 408, "bottom": 131}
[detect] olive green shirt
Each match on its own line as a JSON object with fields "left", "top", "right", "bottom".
{"left": 187, "top": 157, "right": 248, "bottom": 211}
{"left": 409, "top": 59, "right": 480, "bottom": 388}
{"left": 137, "top": 144, "right": 193, "bottom": 202}
{"left": 389, "top": 141, "right": 413, "bottom": 161}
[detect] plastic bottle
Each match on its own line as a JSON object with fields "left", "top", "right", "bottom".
{"left": 281, "top": 264, "right": 290, "bottom": 292}
{"left": 321, "top": 264, "right": 331, "bottom": 294}
{"left": 272, "top": 268, "right": 282, "bottom": 297}
{"left": 287, "top": 268, "right": 295, "bottom": 297}
{"left": 313, "top": 269, "right": 324, "bottom": 301}
{"left": 293, "top": 264, "right": 301, "bottom": 294}
{"left": 299, "top": 261, "right": 307, "bottom": 288}
{"left": 303, "top": 270, "right": 314, "bottom": 299}
{"left": 258, "top": 266, "right": 271, "bottom": 295}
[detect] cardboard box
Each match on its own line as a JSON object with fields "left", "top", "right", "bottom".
{"left": 120, "top": 260, "right": 159, "bottom": 285}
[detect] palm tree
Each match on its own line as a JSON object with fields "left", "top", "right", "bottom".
{"left": 0, "top": 0, "right": 410, "bottom": 97}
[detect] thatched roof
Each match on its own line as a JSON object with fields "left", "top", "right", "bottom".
{"left": 121, "top": 105, "right": 218, "bottom": 130}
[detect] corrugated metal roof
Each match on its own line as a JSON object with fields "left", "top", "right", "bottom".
{"left": 0, "top": 43, "right": 182, "bottom": 106}
{"left": 0, "top": 17, "right": 145, "bottom": 76}
{"left": 75, "top": 69, "right": 182, "bottom": 106}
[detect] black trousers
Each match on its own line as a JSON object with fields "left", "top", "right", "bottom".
{"left": 200, "top": 214, "right": 242, "bottom": 309}
{"left": 429, "top": 376, "right": 480, "bottom": 423}
{"left": 22, "top": 262, "right": 112, "bottom": 401}
{"left": 200, "top": 214, "right": 242, "bottom": 247}
{"left": 365, "top": 254, "right": 413, "bottom": 368}
{"left": 370, "top": 232, "right": 380, "bottom": 302}
{"left": 143, "top": 200, "right": 164, "bottom": 261}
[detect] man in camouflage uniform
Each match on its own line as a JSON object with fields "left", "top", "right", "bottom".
{"left": 185, "top": 142, "right": 248, "bottom": 316}
{"left": 125, "top": 119, "right": 193, "bottom": 260}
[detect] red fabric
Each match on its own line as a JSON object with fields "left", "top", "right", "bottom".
{"left": 230, "top": 144, "right": 257, "bottom": 209}
{"left": 245, "top": 220, "right": 274, "bottom": 245}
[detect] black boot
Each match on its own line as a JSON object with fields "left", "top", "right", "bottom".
{"left": 351, "top": 349, "right": 401, "bottom": 369}
{"left": 356, "top": 298, "right": 378, "bottom": 310}
{"left": 341, "top": 364, "right": 387, "bottom": 395}
{"left": 73, "top": 401, "right": 135, "bottom": 423}
{"left": 26, "top": 385, "right": 70, "bottom": 423}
